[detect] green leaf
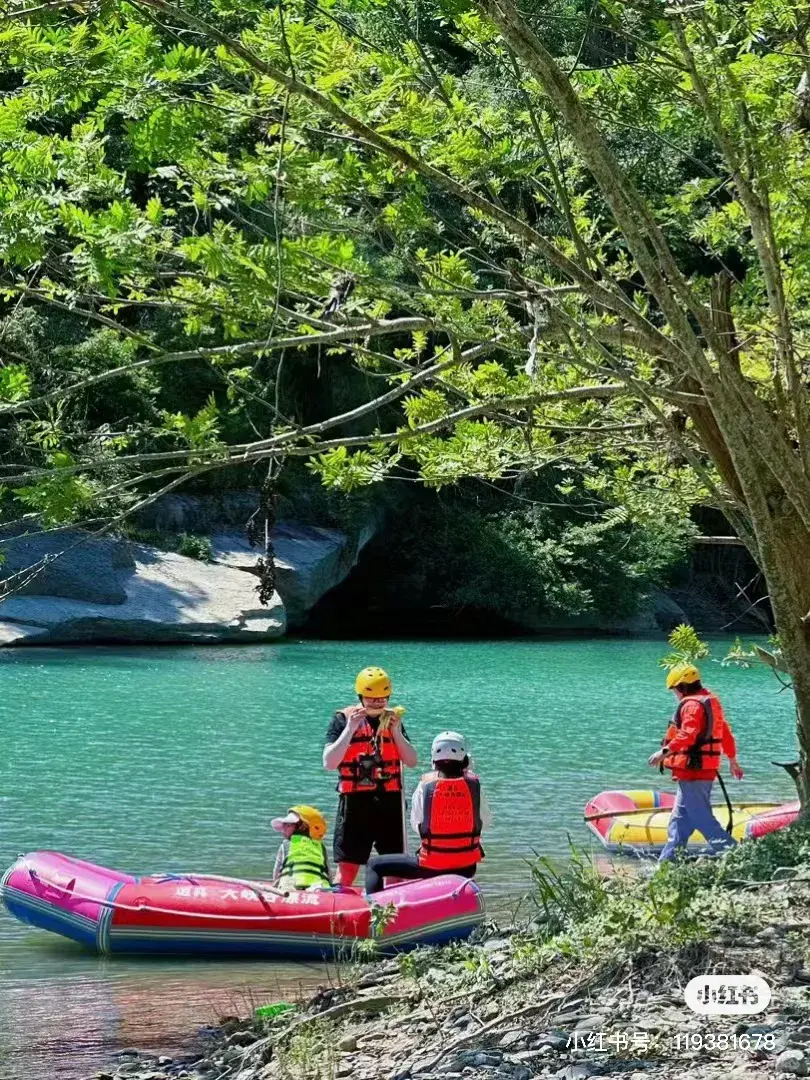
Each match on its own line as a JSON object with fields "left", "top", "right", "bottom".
{"left": 0, "top": 364, "right": 31, "bottom": 403}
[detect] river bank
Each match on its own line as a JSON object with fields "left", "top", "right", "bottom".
{"left": 0, "top": 490, "right": 770, "bottom": 647}
{"left": 81, "top": 828, "right": 810, "bottom": 1080}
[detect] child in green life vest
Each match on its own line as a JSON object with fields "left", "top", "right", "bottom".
{"left": 271, "top": 805, "right": 331, "bottom": 892}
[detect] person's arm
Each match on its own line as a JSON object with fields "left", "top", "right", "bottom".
{"left": 323, "top": 712, "right": 356, "bottom": 770}
{"left": 410, "top": 783, "right": 424, "bottom": 834}
{"left": 478, "top": 786, "right": 492, "bottom": 830}
{"left": 272, "top": 841, "right": 287, "bottom": 883}
{"left": 721, "top": 719, "right": 744, "bottom": 778}
{"left": 721, "top": 718, "right": 737, "bottom": 760}
{"left": 664, "top": 701, "right": 704, "bottom": 753}
{"left": 649, "top": 702, "right": 702, "bottom": 767}
{"left": 390, "top": 719, "right": 418, "bottom": 768}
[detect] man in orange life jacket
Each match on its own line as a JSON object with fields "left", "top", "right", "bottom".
{"left": 323, "top": 667, "right": 418, "bottom": 887}
{"left": 365, "top": 730, "right": 490, "bottom": 894}
{"left": 648, "top": 664, "right": 744, "bottom": 862}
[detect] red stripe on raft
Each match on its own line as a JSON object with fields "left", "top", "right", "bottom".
{"left": 747, "top": 801, "right": 801, "bottom": 840}
{"left": 111, "top": 880, "right": 372, "bottom": 937}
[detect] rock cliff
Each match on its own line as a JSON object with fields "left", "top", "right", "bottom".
{"left": 0, "top": 531, "right": 285, "bottom": 645}
{"left": 0, "top": 491, "right": 379, "bottom": 644}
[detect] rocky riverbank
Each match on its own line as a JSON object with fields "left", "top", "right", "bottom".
{"left": 82, "top": 833, "right": 810, "bottom": 1080}
{"left": 0, "top": 488, "right": 771, "bottom": 647}
{"left": 0, "top": 510, "right": 376, "bottom": 645}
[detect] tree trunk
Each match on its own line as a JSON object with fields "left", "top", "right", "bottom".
{"left": 738, "top": 481, "right": 810, "bottom": 809}
{"left": 698, "top": 387, "right": 810, "bottom": 808}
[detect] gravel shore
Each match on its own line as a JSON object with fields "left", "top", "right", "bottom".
{"left": 83, "top": 871, "right": 810, "bottom": 1080}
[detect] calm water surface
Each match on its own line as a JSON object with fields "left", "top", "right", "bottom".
{"left": 0, "top": 638, "right": 798, "bottom": 1079}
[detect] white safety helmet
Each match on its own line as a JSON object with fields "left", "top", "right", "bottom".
{"left": 431, "top": 730, "right": 467, "bottom": 762}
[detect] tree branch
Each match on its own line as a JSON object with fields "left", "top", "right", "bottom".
{"left": 0, "top": 382, "right": 629, "bottom": 487}
{"left": 0, "top": 318, "right": 435, "bottom": 416}
{"left": 129, "top": 0, "right": 688, "bottom": 371}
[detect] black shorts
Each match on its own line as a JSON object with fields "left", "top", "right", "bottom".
{"left": 333, "top": 791, "right": 405, "bottom": 865}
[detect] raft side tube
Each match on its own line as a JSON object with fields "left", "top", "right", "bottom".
{"left": 585, "top": 790, "right": 797, "bottom": 855}
{"left": 1, "top": 852, "right": 132, "bottom": 949}
{"left": 1, "top": 854, "right": 485, "bottom": 958}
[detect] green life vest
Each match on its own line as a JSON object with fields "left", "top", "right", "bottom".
{"left": 279, "top": 834, "right": 330, "bottom": 890}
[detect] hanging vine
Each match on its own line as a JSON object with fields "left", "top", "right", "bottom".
{"left": 247, "top": 460, "right": 281, "bottom": 606}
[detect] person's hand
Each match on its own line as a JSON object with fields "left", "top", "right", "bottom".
{"left": 730, "top": 760, "right": 745, "bottom": 780}
{"left": 648, "top": 749, "right": 667, "bottom": 768}
{"left": 383, "top": 705, "right": 406, "bottom": 733}
{"left": 347, "top": 710, "right": 366, "bottom": 733}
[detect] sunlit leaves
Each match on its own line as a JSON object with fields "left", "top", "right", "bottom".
{"left": 0, "top": 365, "right": 32, "bottom": 403}
{"left": 409, "top": 419, "right": 528, "bottom": 486}
{"left": 307, "top": 444, "right": 396, "bottom": 489}
{"left": 402, "top": 388, "right": 451, "bottom": 426}
{"left": 14, "top": 452, "right": 100, "bottom": 526}
{"left": 659, "top": 623, "right": 711, "bottom": 670}
{"left": 160, "top": 394, "right": 222, "bottom": 449}
{"left": 0, "top": 0, "right": 806, "bottom": 554}
{"left": 154, "top": 44, "right": 211, "bottom": 81}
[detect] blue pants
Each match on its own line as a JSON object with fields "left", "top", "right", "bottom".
{"left": 659, "top": 779, "right": 738, "bottom": 862}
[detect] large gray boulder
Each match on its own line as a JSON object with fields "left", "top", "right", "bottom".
{"left": 137, "top": 492, "right": 259, "bottom": 534}
{"left": 0, "top": 528, "right": 134, "bottom": 603}
{"left": 273, "top": 522, "right": 361, "bottom": 625}
{"left": 0, "top": 537, "right": 285, "bottom": 645}
{"left": 211, "top": 521, "right": 376, "bottom": 628}
{"left": 138, "top": 492, "right": 383, "bottom": 629}
{"left": 596, "top": 587, "right": 687, "bottom": 634}
{"left": 484, "top": 585, "right": 687, "bottom": 635}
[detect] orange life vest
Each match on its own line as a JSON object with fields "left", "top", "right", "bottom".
{"left": 417, "top": 775, "right": 483, "bottom": 871}
{"left": 337, "top": 705, "right": 403, "bottom": 795}
{"left": 662, "top": 693, "right": 724, "bottom": 776}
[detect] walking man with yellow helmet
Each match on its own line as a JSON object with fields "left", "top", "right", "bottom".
{"left": 323, "top": 667, "right": 417, "bottom": 886}
{"left": 648, "top": 664, "right": 744, "bottom": 861}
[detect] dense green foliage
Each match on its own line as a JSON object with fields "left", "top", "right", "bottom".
{"left": 0, "top": 0, "right": 717, "bottom": 616}
{"left": 3, "top": 0, "right": 810, "bottom": 687}
{"left": 0, "top": 0, "right": 729, "bottom": 499}
{"left": 344, "top": 475, "right": 695, "bottom": 624}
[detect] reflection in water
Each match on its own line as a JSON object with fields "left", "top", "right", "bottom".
{"left": 1, "top": 945, "right": 326, "bottom": 1080}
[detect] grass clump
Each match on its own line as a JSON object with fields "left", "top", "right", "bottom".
{"left": 515, "top": 825, "right": 810, "bottom": 976}
{"left": 276, "top": 1019, "right": 338, "bottom": 1080}
{"left": 177, "top": 532, "right": 214, "bottom": 561}
{"left": 713, "top": 820, "right": 810, "bottom": 884}
{"left": 124, "top": 527, "right": 215, "bottom": 561}
{"left": 529, "top": 845, "right": 609, "bottom": 937}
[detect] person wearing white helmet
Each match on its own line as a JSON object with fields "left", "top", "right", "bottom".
{"left": 364, "top": 730, "right": 490, "bottom": 894}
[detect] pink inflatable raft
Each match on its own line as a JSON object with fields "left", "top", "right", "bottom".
{"left": 0, "top": 852, "right": 484, "bottom": 958}
{"left": 585, "top": 789, "right": 801, "bottom": 855}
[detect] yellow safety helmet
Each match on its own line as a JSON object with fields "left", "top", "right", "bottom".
{"left": 289, "top": 805, "right": 327, "bottom": 841}
{"left": 355, "top": 666, "right": 392, "bottom": 698}
{"left": 666, "top": 664, "right": 701, "bottom": 690}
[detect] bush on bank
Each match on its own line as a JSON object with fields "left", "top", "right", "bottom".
{"left": 513, "top": 825, "right": 810, "bottom": 976}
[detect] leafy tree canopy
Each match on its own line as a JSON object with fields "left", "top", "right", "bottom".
{"left": 3, "top": 0, "right": 810, "bottom": 791}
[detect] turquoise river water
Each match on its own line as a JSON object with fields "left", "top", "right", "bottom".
{"left": 0, "top": 638, "right": 799, "bottom": 1080}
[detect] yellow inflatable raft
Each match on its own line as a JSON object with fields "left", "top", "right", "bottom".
{"left": 584, "top": 789, "right": 791, "bottom": 855}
